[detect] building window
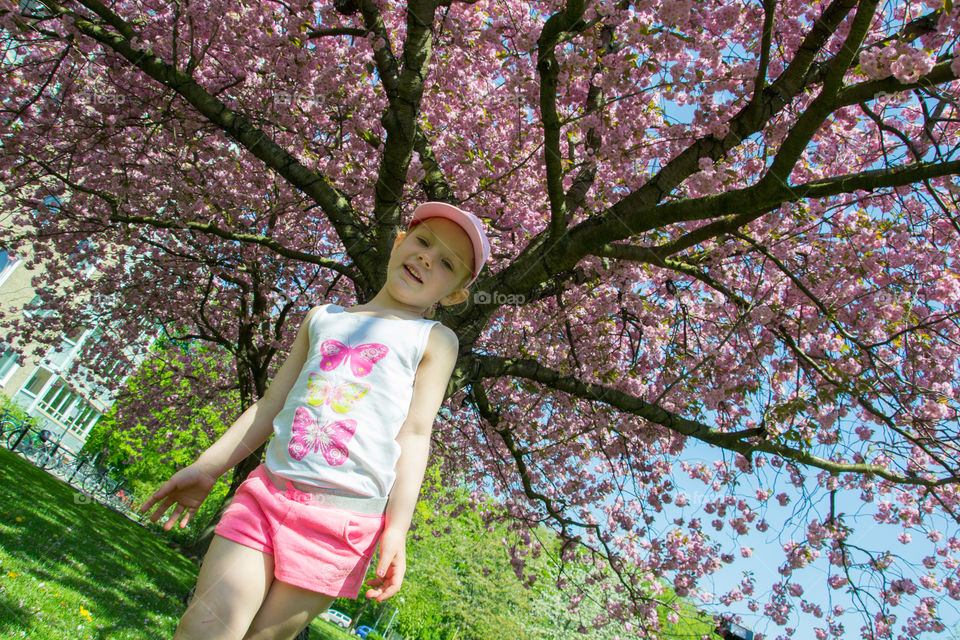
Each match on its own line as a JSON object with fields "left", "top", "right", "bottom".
{"left": 35, "top": 379, "right": 98, "bottom": 434}
{"left": 0, "top": 250, "right": 19, "bottom": 288}
{"left": 22, "top": 367, "right": 53, "bottom": 396}
{"left": 39, "top": 380, "right": 77, "bottom": 416}
{"left": 0, "top": 347, "right": 18, "bottom": 386}
{"left": 67, "top": 403, "right": 99, "bottom": 435}
{"left": 23, "top": 293, "right": 56, "bottom": 320}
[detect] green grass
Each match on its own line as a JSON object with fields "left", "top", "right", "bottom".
{"left": 0, "top": 447, "right": 364, "bottom": 640}
{"left": 0, "top": 446, "right": 197, "bottom": 639}
{"left": 310, "top": 621, "right": 358, "bottom": 640}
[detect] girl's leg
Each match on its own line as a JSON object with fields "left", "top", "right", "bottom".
{"left": 174, "top": 535, "right": 275, "bottom": 640}
{"left": 242, "top": 581, "right": 335, "bottom": 640}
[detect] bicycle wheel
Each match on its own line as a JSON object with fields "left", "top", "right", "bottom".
{"left": 6, "top": 428, "right": 27, "bottom": 451}
{"left": 0, "top": 416, "right": 19, "bottom": 441}
{"left": 102, "top": 476, "right": 126, "bottom": 495}
{"left": 82, "top": 471, "right": 103, "bottom": 495}
{"left": 21, "top": 437, "right": 42, "bottom": 462}
{"left": 39, "top": 448, "right": 62, "bottom": 471}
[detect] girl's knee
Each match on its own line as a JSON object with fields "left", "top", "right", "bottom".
{"left": 173, "top": 585, "right": 260, "bottom": 640}
{"left": 242, "top": 583, "right": 333, "bottom": 640}
{"left": 174, "top": 537, "right": 273, "bottom": 639}
{"left": 173, "top": 604, "right": 239, "bottom": 640}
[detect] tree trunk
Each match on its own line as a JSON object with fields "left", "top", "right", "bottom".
{"left": 184, "top": 445, "right": 266, "bottom": 558}
{"left": 185, "top": 354, "right": 268, "bottom": 558}
{"left": 347, "top": 598, "right": 373, "bottom": 632}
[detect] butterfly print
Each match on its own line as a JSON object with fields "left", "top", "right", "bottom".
{"left": 306, "top": 373, "right": 369, "bottom": 413}
{"left": 318, "top": 339, "right": 389, "bottom": 377}
{"left": 288, "top": 407, "right": 357, "bottom": 466}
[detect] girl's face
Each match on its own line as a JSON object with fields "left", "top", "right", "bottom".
{"left": 386, "top": 218, "right": 473, "bottom": 311}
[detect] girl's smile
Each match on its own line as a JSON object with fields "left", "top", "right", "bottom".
{"left": 403, "top": 263, "right": 423, "bottom": 283}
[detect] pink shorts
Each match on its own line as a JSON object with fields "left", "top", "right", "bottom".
{"left": 214, "top": 465, "right": 385, "bottom": 597}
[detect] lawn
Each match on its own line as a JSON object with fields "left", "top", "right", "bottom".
{"left": 0, "top": 447, "right": 351, "bottom": 640}
{"left": 0, "top": 446, "right": 196, "bottom": 638}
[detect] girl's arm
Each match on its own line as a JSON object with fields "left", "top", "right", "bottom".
{"left": 140, "top": 307, "right": 318, "bottom": 530}
{"left": 365, "top": 324, "right": 459, "bottom": 602}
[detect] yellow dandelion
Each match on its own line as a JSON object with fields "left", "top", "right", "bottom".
{"left": 14, "top": 516, "right": 22, "bottom": 523}
{"left": 79, "top": 606, "right": 93, "bottom": 622}
{"left": 6, "top": 570, "right": 18, "bottom": 578}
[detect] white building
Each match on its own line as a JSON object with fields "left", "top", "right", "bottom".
{"left": 1, "top": 242, "right": 132, "bottom": 454}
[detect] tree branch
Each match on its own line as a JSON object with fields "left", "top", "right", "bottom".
{"left": 475, "top": 354, "right": 960, "bottom": 488}
{"left": 583, "top": 157, "right": 960, "bottom": 259}
{"left": 465, "top": 0, "right": 860, "bottom": 344}
{"left": 24, "top": 154, "right": 358, "bottom": 279}
{"left": 365, "top": 0, "right": 439, "bottom": 270}
{"left": 306, "top": 27, "right": 367, "bottom": 39}
{"left": 749, "top": 0, "right": 777, "bottom": 113}
{"left": 56, "top": 0, "right": 374, "bottom": 289}
{"left": 536, "top": 2, "right": 588, "bottom": 241}
{"left": 759, "top": 0, "right": 879, "bottom": 189}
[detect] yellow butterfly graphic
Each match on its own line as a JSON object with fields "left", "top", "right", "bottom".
{"left": 306, "top": 373, "right": 370, "bottom": 413}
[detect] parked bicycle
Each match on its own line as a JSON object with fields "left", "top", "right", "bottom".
{"left": 81, "top": 462, "right": 130, "bottom": 504}
{"left": 9, "top": 424, "right": 51, "bottom": 460}
{"left": 0, "top": 410, "right": 24, "bottom": 442}
{"left": 0, "top": 410, "right": 138, "bottom": 514}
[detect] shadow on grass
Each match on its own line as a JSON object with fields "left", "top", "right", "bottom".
{"left": 0, "top": 591, "right": 35, "bottom": 634}
{"left": 0, "top": 447, "right": 198, "bottom": 639}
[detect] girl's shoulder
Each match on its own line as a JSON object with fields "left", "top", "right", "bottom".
{"left": 304, "top": 303, "right": 338, "bottom": 320}
{"left": 422, "top": 323, "right": 459, "bottom": 362}
{"left": 299, "top": 304, "right": 336, "bottom": 337}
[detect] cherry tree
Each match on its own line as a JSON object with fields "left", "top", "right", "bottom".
{"left": 2, "top": 0, "right": 960, "bottom": 637}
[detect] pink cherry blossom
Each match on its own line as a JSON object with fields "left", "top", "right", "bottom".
{"left": 1, "top": 1, "right": 959, "bottom": 637}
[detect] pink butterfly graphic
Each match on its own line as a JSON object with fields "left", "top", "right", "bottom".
{"left": 306, "top": 373, "right": 369, "bottom": 413}
{"left": 288, "top": 407, "right": 357, "bottom": 465}
{"left": 319, "top": 339, "right": 389, "bottom": 377}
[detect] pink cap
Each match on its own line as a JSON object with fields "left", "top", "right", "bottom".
{"left": 409, "top": 202, "right": 491, "bottom": 283}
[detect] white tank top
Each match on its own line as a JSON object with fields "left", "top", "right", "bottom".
{"left": 264, "top": 304, "right": 439, "bottom": 498}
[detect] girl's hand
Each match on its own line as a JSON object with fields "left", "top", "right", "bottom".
{"left": 365, "top": 527, "right": 407, "bottom": 602}
{"left": 139, "top": 463, "right": 220, "bottom": 530}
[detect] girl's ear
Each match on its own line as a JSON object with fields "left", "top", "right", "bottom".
{"left": 440, "top": 287, "right": 470, "bottom": 307}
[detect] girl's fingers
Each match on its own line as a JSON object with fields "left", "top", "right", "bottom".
{"left": 179, "top": 508, "right": 195, "bottom": 529}
{"left": 140, "top": 478, "right": 177, "bottom": 513}
{"left": 149, "top": 497, "right": 177, "bottom": 525}
{"left": 365, "top": 561, "right": 403, "bottom": 601}
{"left": 164, "top": 504, "right": 186, "bottom": 531}
{"left": 139, "top": 489, "right": 165, "bottom": 513}
{"left": 375, "top": 548, "right": 398, "bottom": 577}
{"left": 364, "top": 575, "right": 386, "bottom": 600}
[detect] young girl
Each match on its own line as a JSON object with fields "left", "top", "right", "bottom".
{"left": 140, "top": 202, "right": 491, "bottom": 640}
